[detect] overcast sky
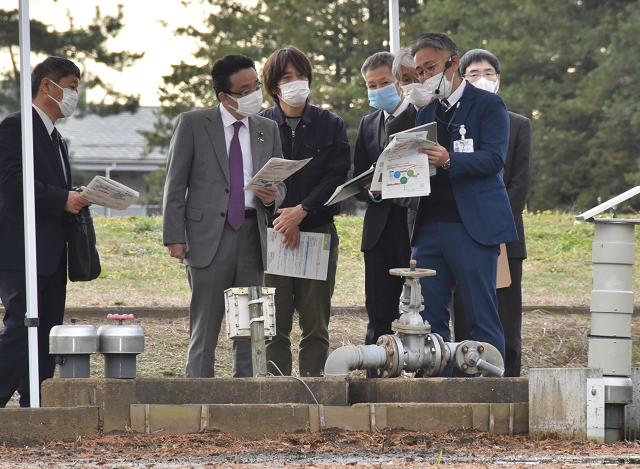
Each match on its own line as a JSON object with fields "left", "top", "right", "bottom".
{"left": 2, "top": 0, "right": 209, "bottom": 106}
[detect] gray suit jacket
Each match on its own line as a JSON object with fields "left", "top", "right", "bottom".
{"left": 162, "top": 105, "right": 285, "bottom": 269}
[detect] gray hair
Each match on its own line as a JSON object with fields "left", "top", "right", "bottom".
{"left": 410, "top": 33, "right": 459, "bottom": 58}
{"left": 361, "top": 52, "right": 395, "bottom": 79}
{"left": 391, "top": 47, "right": 415, "bottom": 81}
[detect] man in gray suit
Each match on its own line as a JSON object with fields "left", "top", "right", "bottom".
{"left": 163, "top": 54, "right": 286, "bottom": 378}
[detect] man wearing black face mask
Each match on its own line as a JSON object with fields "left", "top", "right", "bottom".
{"left": 410, "top": 34, "right": 517, "bottom": 373}
{"left": 0, "top": 56, "right": 90, "bottom": 407}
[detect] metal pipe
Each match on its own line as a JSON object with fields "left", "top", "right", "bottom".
{"left": 324, "top": 344, "right": 388, "bottom": 378}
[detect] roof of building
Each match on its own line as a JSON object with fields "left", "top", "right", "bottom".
{"left": 55, "top": 107, "right": 168, "bottom": 171}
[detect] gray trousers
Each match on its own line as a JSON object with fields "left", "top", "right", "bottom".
{"left": 185, "top": 218, "right": 263, "bottom": 378}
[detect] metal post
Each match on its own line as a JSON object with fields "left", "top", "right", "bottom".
{"left": 19, "top": 0, "right": 41, "bottom": 408}
{"left": 248, "top": 287, "right": 267, "bottom": 377}
{"left": 388, "top": 0, "right": 400, "bottom": 54}
{"left": 105, "top": 163, "right": 116, "bottom": 217}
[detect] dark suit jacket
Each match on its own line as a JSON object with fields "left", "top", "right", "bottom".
{"left": 503, "top": 111, "right": 533, "bottom": 259}
{"left": 0, "top": 109, "right": 71, "bottom": 277}
{"left": 415, "top": 84, "right": 517, "bottom": 246}
{"left": 353, "top": 109, "right": 408, "bottom": 251}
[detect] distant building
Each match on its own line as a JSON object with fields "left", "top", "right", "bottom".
{"left": 56, "top": 107, "right": 167, "bottom": 216}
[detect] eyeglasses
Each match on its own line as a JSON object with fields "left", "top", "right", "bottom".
{"left": 464, "top": 71, "right": 497, "bottom": 81}
{"left": 226, "top": 82, "right": 264, "bottom": 97}
{"left": 417, "top": 60, "right": 442, "bottom": 79}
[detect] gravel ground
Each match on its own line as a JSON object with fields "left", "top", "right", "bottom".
{"left": 1, "top": 429, "right": 640, "bottom": 468}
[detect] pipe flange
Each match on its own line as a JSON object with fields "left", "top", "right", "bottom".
{"left": 391, "top": 320, "right": 432, "bottom": 335}
{"left": 376, "top": 334, "right": 403, "bottom": 378}
{"left": 453, "top": 340, "right": 483, "bottom": 375}
{"left": 419, "top": 333, "right": 446, "bottom": 377}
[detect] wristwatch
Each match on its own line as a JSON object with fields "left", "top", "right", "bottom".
{"left": 443, "top": 158, "right": 451, "bottom": 171}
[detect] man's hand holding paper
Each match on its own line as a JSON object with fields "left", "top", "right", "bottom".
{"left": 419, "top": 142, "right": 449, "bottom": 167}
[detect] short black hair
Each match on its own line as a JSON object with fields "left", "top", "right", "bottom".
{"left": 459, "top": 49, "right": 501, "bottom": 76}
{"left": 31, "top": 57, "right": 81, "bottom": 99}
{"left": 263, "top": 46, "right": 313, "bottom": 103}
{"left": 210, "top": 54, "right": 256, "bottom": 101}
{"left": 410, "top": 33, "right": 459, "bottom": 58}
{"left": 361, "top": 52, "right": 395, "bottom": 79}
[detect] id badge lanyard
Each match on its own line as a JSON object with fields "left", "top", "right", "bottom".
{"left": 453, "top": 125, "right": 474, "bottom": 153}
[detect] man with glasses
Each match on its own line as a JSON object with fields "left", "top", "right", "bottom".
{"left": 451, "top": 49, "right": 533, "bottom": 377}
{"left": 410, "top": 34, "right": 517, "bottom": 373}
{"left": 163, "top": 54, "right": 286, "bottom": 378}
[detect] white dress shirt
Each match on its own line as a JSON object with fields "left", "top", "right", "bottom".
{"left": 219, "top": 103, "right": 256, "bottom": 209}
{"left": 443, "top": 79, "right": 467, "bottom": 108}
{"left": 33, "top": 104, "right": 68, "bottom": 183}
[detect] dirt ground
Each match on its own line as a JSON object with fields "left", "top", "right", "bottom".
{"left": 1, "top": 429, "right": 640, "bottom": 468}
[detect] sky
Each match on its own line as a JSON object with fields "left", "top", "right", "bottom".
{"left": 2, "top": 0, "right": 209, "bottom": 106}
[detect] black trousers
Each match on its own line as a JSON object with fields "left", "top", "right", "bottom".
{"left": 452, "top": 257, "right": 523, "bottom": 377}
{"left": 0, "top": 253, "right": 67, "bottom": 407}
{"left": 363, "top": 204, "right": 411, "bottom": 377}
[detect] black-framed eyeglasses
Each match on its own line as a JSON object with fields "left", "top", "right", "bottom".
{"left": 226, "top": 82, "right": 264, "bottom": 98}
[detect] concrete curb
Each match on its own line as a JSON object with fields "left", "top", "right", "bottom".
{"left": 0, "top": 406, "right": 101, "bottom": 446}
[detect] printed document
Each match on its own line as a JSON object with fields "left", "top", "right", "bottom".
{"left": 81, "top": 176, "right": 139, "bottom": 210}
{"left": 266, "top": 228, "right": 331, "bottom": 281}
{"left": 244, "top": 157, "right": 312, "bottom": 190}
{"left": 370, "top": 121, "right": 437, "bottom": 199}
{"left": 324, "top": 166, "right": 374, "bottom": 206}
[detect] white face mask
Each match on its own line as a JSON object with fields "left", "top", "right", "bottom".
{"left": 422, "top": 70, "right": 454, "bottom": 100}
{"left": 47, "top": 80, "right": 78, "bottom": 117}
{"left": 229, "top": 89, "right": 264, "bottom": 117}
{"left": 279, "top": 80, "right": 310, "bottom": 108}
{"left": 401, "top": 83, "right": 433, "bottom": 107}
{"left": 471, "top": 76, "right": 499, "bottom": 94}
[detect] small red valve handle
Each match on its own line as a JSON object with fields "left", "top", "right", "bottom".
{"left": 107, "top": 314, "right": 135, "bottom": 323}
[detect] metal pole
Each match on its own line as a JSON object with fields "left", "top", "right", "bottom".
{"left": 105, "top": 163, "right": 116, "bottom": 217}
{"left": 19, "top": 0, "right": 41, "bottom": 408}
{"left": 389, "top": 0, "right": 400, "bottom": 54}
{"left": 248, "top": 287, "right": 267, "bottom": 377}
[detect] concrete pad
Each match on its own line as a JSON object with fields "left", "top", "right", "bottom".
{"left": 207, "top": 404, "right": 311, "bottom": 439}
{"left": 346, "top": 377, "right": 528, "bottom": 404}
{"left": 323, "top": 405, "right": 371, "bottom": 432}
{"left": 0, "top": 406, "right": 100, "bottom": 446}
{"left": 131, "top": 404, "right": 204, "bottom": 434}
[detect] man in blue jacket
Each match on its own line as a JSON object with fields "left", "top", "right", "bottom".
{"left": 411, "top": 33, "right": 517, "bottom": 367}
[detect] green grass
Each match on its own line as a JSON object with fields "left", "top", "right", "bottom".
{"left": 66, "top": 211, "right": 640, "bottom": 308}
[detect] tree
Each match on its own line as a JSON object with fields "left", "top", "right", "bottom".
{"left": 0, "top": 4, "right": 143, "bottom": 116}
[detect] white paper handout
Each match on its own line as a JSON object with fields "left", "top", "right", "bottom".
{"left": 244, "top": 157, "right": 312, "bottom": 190}
{"left": 81, "top": 176, "right": 139, "bottom": 210}
{"left": 371, "top": 121, "right": 437, "bottom": 199}
{"left": 266, "top": 228, "right": 331, "bottom": 281}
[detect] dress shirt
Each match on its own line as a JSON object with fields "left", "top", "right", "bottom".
{"left": 33, "top": 104, "right": 68, "bottom": 183}
{"left": 219, "top": 103, "right": 256, "bottom": 209}
{"left": 442, "top": 79, "right": 467, "bottom": 108}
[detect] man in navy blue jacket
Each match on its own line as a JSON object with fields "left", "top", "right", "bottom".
{"left": 410, "top": 34, "right": 517, "bottom": 367}
{"left": 0, "top": 57, "right": 88, "bottom": 406}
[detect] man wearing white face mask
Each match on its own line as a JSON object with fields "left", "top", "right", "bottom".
{"left": 163, "top": 54, "right": 286, "bottom": 378}
{"left": 451, "top": 49, "right": 533, "bottom": 378}
{"left": 410, "top": 34, "right": 517, "bottom": 374}
{"left": 0, "top": 56, "right": 90, "bottom": 407}
{"left": 353, "top": 52, "right": 412, "bottom": 377}
{"left": 259, "top": 46, "right": 350, "bottom": 377}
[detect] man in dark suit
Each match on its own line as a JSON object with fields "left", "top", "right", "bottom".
{"left": 352, "top": 52, "right": 412, "bottom": 376}
{"left": 163, "top": 55, "right": 285, "bottom": 378}
{"left": 386, "top": 47, "right": 434, "bottom": 238}
{"left": 451, "top": 49, "right": 533, "bottom": 377}
{"left": 411, "top": 34, "right": 517, "bottom": 368}
{"left": 0, "top": 57, "right": 89, "bottom": 407}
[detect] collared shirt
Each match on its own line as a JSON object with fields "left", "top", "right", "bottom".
{"left": 219, "top": 103, "right": 255, "bottom": 209}
{"left": 442, "top": 79, "right": 467, "bottom": 108}
{"left": 384, "top": 98, "right": 410, "bottom": 121}
{"left": 33, "top": 104, "right": 68, "bottom": 183}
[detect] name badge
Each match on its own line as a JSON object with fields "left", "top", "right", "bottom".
{"left": 454, "top": 124, "right": 474, "bottom": 153}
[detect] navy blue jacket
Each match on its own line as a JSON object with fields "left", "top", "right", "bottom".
{"left": 260, "top": 102, "right": 350, "bottom": 231}
{"left": 0, "top": 109, "right": 71, "bottom": 276}
{"left": 415, "top": 84, "right": 517, "bottom": 246}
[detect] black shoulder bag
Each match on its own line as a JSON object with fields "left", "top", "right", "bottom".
{"left": 67, "top": 205, "right": 101, "bottom": 282}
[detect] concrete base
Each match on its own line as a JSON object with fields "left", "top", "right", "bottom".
{"left": 0, "top": 406, "right": 100, "bottom": 446}
{"left": 42, "top": 377, "right": 529, "bottom": 435}
{"left": 130, "top": 402, "right": 528, "bottom": 440}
